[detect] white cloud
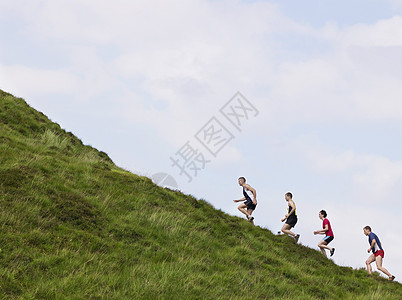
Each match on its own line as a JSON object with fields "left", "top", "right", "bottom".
{"left": 353, "top": 157, "right": 402, "bottom": 202}
{"left": 341, "top": 16, "right": 402, "bottom": 47}
{"left": 3, "top": 0, "right": 402, "bottom": 129}
{"left": 6, "top": 0, "right": 402, "bottom": 143}
{"left": 213, "top": 145, "right": 243, "bottom": 165}
{"left": 275, "top": 135, "right": 402, "bottom": 211}
{"left": 0, "top": 64, "right": 79, "bottom": 95}
{"left": 264, "top": 15, "right": 402, "bottom": 126}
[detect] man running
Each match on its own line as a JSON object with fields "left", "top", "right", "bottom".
{"left": 281, "top": 192, "right": 300, "bottom": 242}
{"left": 314, "top": 210, "right": 335, "bottom": 257}
{"left": 233, "top": 177, "right": 257, "bottom": 224}
{"left": 363, "top": 226, "right": 395, "bottom": 281}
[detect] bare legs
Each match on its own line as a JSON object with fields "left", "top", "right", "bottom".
{"left": 366, "top": 254, "right": 375, "bottom": 274}
{"left": 247, "top": 208, "right": 254, "bottom": 225}
{"left": 376, "top": 256, "right": 392, "bottom": 277}
{"left": 281, "top": 223, "right": 296, "bottom": 237}
{"left": 366, "top": 254, "right": 392, "bottom": 277}
{"left": 318, "top": 240, "right": 333, "bottom": 257}
{"left": 237, "top": 204, "right": 255, "bottom": 225}
{"left": 237, "top": 203, "right": 251, "bottom": 218}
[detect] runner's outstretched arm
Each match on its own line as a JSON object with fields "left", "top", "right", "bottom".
{"left": 314, "top": 224, "right": 329, "bottom": 235}
{"left": 233, "top": 197, "right": 246, "bottom": 203}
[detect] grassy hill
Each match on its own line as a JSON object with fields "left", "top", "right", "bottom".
{"left": 0, "top": 89, "right": 401, "bottom": 299}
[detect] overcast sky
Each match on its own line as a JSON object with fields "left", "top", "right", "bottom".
{"left": 1, "top": 0, "right": 402, "bottom": 282}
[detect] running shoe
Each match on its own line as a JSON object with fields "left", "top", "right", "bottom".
{"left": 249, "top": 216, "right": 254, "bottom": 222}
{"left": 295, "top": 234, "right": 300, "bottom": 243}
{"left": 389, "top": 275, "right": 395, "bottom": 281}
{"left": 330, "top": 248, "right": 335, "bottom": 257}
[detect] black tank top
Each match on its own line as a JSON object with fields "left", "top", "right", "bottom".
{"left": 288, "top": 205, "right": 297, "bottom": 219}
{"left": 243, "top": 187, "right": 252, "bottom": 201}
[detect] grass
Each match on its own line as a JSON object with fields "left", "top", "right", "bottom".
{"left": 0, "top": 89, "right": 401, "bottom": 299}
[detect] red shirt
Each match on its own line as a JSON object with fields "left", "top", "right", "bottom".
{"left": 323, "top": 218, "right": 334, "bottom": 237}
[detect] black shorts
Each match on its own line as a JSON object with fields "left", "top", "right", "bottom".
{"left": 323, "top": 236, "right": 334, "bottom": 244}
{"left": 244, "top": 199, "right": 256, "bottom": 210}
{"left": 285, "top": 217, "right": 297, "bottom": 228}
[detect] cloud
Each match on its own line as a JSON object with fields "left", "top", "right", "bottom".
{"left": 272, "top": 134, "right": 402, "bottom": 211}
{"left": 3, "top": 1, "right": 402, "bottom": 131}
{"left": 0, "top": 64, "right": 79, "bottom": 95}
{"left": 341, "top": 16, "right": 402, "bottom": 47}
{"left": 6, "top": 0, "right": 402, "bottom": 146}
{"left": 263, "top": 16, "right": 402, "bottom": 127}
{"left": 353, "top": 157, "right": 402, "bottom": 202}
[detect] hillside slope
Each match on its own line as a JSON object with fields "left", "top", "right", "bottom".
{"left": 0, "top": 90, "right": 401, "bottom": 299}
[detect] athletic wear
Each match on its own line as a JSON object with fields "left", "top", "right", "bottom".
{"left": 243, "top": 187, "right": 256, "bottom": 210}
{"left": 243, "top": 187, "right": 254, "bottom": 201}
{"left": 323, "top": 236, "right": 334, "bottom": 244}
{"left": 244, "top": 199, "right": 256, "bottom": 210}
{"left": 323, "top": 218, "right": 334, "bottom": 237}
{"left": 368, "top": 232, "right": 383, "bottom": 253}
{"left": 285, "top": 204, "right": 297, "bottom": 228}
{"left": 286, "top": 218, "right": 297, "bottom": 228}
{"left": 374, "top": 249, "right": 385, "bottom": 258}
{"left": 330, "top": 248, "right": 335, "bottom": 257}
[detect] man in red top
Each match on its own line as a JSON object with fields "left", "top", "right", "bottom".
{"left": 314, "top": 210, "right": 335, "bottom": 257}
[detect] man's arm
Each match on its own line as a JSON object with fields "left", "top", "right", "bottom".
{"left": 233, "top": 197, "right": 246, "bottom": 202}
{"left": 281, "top": 200, "right": 295, "bottom": 222}
{"left": 368, "top": 238, "right": 376, "bottom": 253}
{"left": 314, "top": 224, "right": 328, "bottom": 235}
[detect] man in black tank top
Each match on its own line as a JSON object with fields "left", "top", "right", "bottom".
{"left": 280, "top": 192, "right": 300, "bottom": 242}
{"left": 233, "top": 177, "right": 257, "bottom": 225}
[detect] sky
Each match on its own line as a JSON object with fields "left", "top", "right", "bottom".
{"left": 1, "top": 0, "right": 402, "bottom": 282}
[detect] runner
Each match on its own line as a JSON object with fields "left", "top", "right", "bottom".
{"left": 363, "top": 226, "right": 395, "bottom": 281}
{"left": 281, "top": 192, "right": 300, "bottom": 242}
{"left": 233, "top": 177, "right": 257, "bottom": 224}
{"left": 314, "top": 210, "right": 335, "bottom": 257}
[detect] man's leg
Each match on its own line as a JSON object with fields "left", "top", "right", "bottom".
{"left": 317, "top": 240, "right": 329, "bottom": 257}
{"left": 238, "top": 203, "right": 251, "bottom": 218}
{"left": 281, "top": 223, "right": 296, "bottom": 237}
{"left": 319, "top": 241, "right": 332, "bottom": 251}
{"left": 247, "top": 208, "right": 255, "bottom": 225}
{"left": 375, "top": 256, "right": 392, "bottom": 277}
{"left": 365, "top": 254, "right": 375, "bottom": 274}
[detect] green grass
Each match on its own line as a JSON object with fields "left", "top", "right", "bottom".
{"left": 0, "top": 89, "right": 401, "bottom": 299}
